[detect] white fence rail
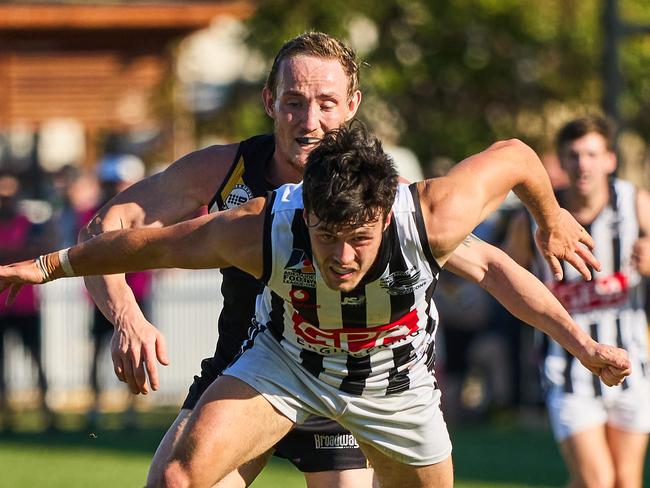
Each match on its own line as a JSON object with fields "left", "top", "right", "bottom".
{"left": 3, "top": 269, "right": 223, "bottom": 410}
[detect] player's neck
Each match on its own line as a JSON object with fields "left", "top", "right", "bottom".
{"left": 565, "top": 183, "right": 610, "bottom": 225}
{"left": 266, "top": 154, "right": 303, "bottom": 187}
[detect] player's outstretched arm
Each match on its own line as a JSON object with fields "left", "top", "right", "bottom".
{"left": 0, "top": 197, "right": 266, "bottom": 322}
{"left": 81, "top": 145, "right": 237, "bottom": 394}
{"left": 446, "top": 235, "right": 631, "bottom": 386}
{"left": 8, "top": 197, "right": 264, "bottom": 280}
{"left": 419, "top": 139, "right": 600, "bottom": 280}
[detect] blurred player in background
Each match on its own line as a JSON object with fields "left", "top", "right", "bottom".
{"left": 506, "top": 114, "right": 650, "bottom": 488}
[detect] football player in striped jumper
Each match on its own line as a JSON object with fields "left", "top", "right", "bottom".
{"left": 506, "top": 115, "right": 650, "bottom": 488}
{"left": 0, "top": 123, "right": 631, "bottom": 488}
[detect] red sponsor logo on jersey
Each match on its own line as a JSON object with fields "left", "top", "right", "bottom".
{"left": 548, "top": 272, "right": 629, "bottom": 314}
{"left": 290, "top": 288, "right": 311, "bottom": 302}
{"left": 292, "top": 309, "right": 420, "bottom": 353}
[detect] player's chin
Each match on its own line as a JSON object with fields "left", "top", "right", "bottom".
{"left": 286, "top": 152, "right": 308, "bottom": 170}
{"left": 326, "top": 274, "right": 361, "bottom": 292}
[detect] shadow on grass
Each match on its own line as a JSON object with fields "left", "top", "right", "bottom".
{"left": 451, "top": 424, "right": 568, "bottom": 487}
{"left": 2, "top": 413, "right": 649, "bottom": 488}
{"left": 0, "top": 409, "right": 176, "bottom": 456}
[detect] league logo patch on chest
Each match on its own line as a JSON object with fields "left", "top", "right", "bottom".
{"left": 283, "top": 249, "right": 316, "bottom": 288}
{"left": 224, "top": 184, "right": 254, "bottom": 209}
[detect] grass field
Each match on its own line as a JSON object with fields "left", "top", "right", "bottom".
{"left": 0, "top": 409, "right": 648, "bottom": 487}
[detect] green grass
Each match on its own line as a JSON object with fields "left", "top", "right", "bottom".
{"left": 0, "top": 410, "right": 648, "bottom": 487}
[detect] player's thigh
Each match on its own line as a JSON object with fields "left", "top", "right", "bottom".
{"left": 606, "top": 425, "right": 648, "bottom": 488}
{"left": 358, "top": 441, "right": 452, "bottom": 488}
{"left": 559, "top": 424, "right": 615, "bottom": 488}
{"left": 147, "top": 408, "right": 274, "bottom": 488}
{"left": 168, "top": 374, "right": 294, "bottom": 486}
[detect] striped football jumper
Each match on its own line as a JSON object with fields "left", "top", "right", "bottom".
{"left": 252, "top": 182, "right": 442, "bottom": 396}
{"left": 532, "top": 178, "right": 649, "bottom": 398}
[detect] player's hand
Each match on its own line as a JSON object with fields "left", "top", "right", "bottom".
{"left": 579, "top": 342, "right": 631, "bottom": 387}
{"left": 534, "top": 208, "right": 601, "bottom": 281}
{"left": 0, "top": 259, "right": 46, "bottom": 305}
{"left": 632, "top": 237, "right": 650, "bottom": 276}
{"left": 111, "top": 310, "right": 170, "bottom": 395}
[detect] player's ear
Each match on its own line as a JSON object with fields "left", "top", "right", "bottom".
{"left": 345, "top": 90, "right": 362, "bottom": 121}
{"left": 262, "top": 87, "right": 275, "bottom": 118}
{"left": 383, "top": 211, "right": 393, "bottom": 231}
{"left": 605, "top": 150, "right": 617, "bottom": 175}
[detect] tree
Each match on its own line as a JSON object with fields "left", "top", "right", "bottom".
{"left": 198, "top": 0, "right": 650, "bottom": 177}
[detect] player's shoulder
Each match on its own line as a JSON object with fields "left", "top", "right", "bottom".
{"left": 610, "top": 177, "right": 633, "bottom": 190}
{"left": 177, "top": 143, "right": 240, "bottom": 173}
{"left": 392, "top": 183, "right": 416, "bottom": 214}
{"left": 159, "top": 143, "right": 240, "bottom": 201}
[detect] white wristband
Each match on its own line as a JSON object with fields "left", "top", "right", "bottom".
{"left": 58, "top": 248, "right": 75, "bottom": 277}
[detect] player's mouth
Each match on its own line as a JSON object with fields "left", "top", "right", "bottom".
{"left": 295, "top": 137, "right": 321, "bottom": 147}
{"left": 330, "top": 265, "right": 356, "bottom": 279}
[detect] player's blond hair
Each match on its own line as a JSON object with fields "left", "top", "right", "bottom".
{"left": 265, "top": 32, "right": 360, "bottom": 100}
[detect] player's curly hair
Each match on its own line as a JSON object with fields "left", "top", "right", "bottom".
{"left": 265, "top": 31, "right": 360, "bottom": 100}
{"left": 303, "top": 122, "right": 398, "bottom": 230}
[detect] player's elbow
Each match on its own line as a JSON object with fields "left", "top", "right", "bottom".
{"left": 478, "top": 247, "right": 511, "bottom": 290}
{"left": 489, "top": 138, "right": 528, "bottom": 151}
{"left": 491, "top": 138, "right": 538, "bottom": 161}
{"left": 78, "top": 217, "right": 99, "bottom": 244}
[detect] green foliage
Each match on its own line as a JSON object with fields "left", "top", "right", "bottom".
{"left": 199, "top": 0, "right": 650, "bottom": 168}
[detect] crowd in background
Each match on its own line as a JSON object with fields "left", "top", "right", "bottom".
{"left": 0, "top": 135, "right": 152, "bottom": 431}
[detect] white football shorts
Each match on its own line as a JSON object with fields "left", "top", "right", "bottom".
{"left": 546, "top": 379, "right": 650, "bottom": 442}
{"left": 223, "top": 328, "right": 452, "bottom": 466}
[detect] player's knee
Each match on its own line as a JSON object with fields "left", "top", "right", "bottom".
{"left": 612, "top": 466, "right": 641, "bottom": 488}
{"left": 574, "top": 467, "right": 614, "bottom": 488}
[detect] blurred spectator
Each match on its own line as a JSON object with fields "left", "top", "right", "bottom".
{"left": 54, "top": 165, "right": 101, "bottom": 248}
{"left": 87, "top": 152, "right": 150, "bottom": 430}
{"left": 0, "top": 173, "right": 55, "bottom": 431}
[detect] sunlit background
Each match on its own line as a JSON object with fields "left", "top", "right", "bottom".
{"left": 0, "top": 1, "right": 649, "bottom": 486}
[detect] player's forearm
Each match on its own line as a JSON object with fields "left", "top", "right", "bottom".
{"left": 39, "top": 228, "right": 173, "bottom": 281}
{"left": 84, "top": 274, "right": 143, "bottom": 327}
{"left": 80, "top": 208, "right": 145, "bottom": 326}
{"left": 481, "top": 254, "right": 593, "bottom": 360}
{"left": 44, "top": 211, "right": 230, "bottom": 280}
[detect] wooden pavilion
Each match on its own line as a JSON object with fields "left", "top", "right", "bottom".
{"left": 0, "top": 1, "right": 253, "bottom": 165}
